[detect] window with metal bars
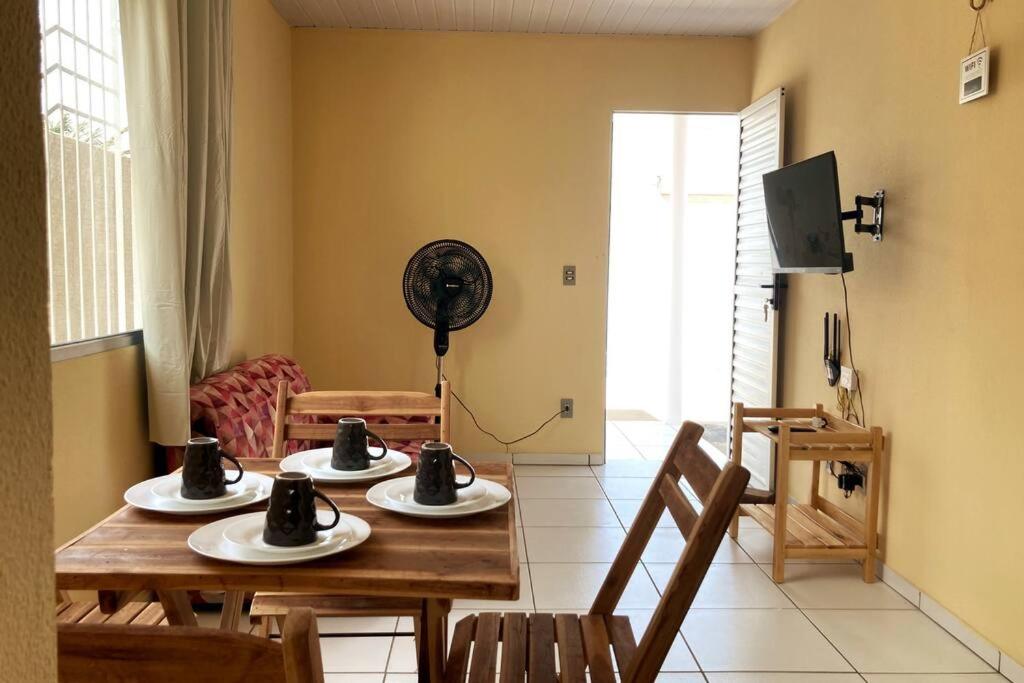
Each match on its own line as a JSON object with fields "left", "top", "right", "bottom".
{"left": 39, "top": 0, "right": 138, "bottom": 347}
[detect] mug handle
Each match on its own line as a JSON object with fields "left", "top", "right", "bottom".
{"left": 219, "top": 450, "right": 244, "bottom": 485}
{"left": 312, "top": 489, "right": 342, "bottom": 532}
{"left": 366, "top": 429, "right": 389, "bottom": 461}
{"left": 452, "top": 451, "right": 476, "bottom": 490}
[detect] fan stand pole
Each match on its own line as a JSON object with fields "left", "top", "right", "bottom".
{"left": 435, "top": 355, "right": 444, "bottom": 399}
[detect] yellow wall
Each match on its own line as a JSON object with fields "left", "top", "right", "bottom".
{"left": 230, "top": 0, "right": 294, "bottom": 362}
{"left": 1, "top": 0, "right": 56, "bottom": 676}
{"left": 292, "top": 30, "right": 753, "bottom": 455}
{"left": 753, "top": 0, "right": 1024, "bottom": 663}
{"left": 51, "top": 346, "right": 152, "bottom": 546}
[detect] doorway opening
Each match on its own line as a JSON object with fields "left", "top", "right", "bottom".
{"left": 605, "top": 112, "right": 740, "bottom": 463}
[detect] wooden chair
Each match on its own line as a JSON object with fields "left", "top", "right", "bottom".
{"left": 56, "top": 590, "right": 168, "bottom": 628}
{"left": 269, "top": 379, "right": 451, "bottom": 459}
{"left": 251, "top": 380, "right": 452, "bottom": 638}
{"left": 444, "top": 421, "right": 750, "bottom": 683}
{"left": 58, "top": 606, "right": 323, "bottom": 682}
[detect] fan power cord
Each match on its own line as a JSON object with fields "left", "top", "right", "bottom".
{"left": 442, "top": 374, "right": 564, "bottom": 451}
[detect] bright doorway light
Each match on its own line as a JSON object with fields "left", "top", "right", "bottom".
{"left": 606, "top": 113, "right": 740, "bottom": 459}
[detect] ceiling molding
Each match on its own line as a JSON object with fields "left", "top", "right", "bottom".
{"left": 271, "top": 0, "right": 794, "bottom": 37}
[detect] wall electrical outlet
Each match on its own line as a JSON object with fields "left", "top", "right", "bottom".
{"left": 563, "top": 265, "right": 576, "bottom": 286}
{"left": 839, "top": 366, "right": 859, "bottom": 392}
{"left": 560, "top": 398, "right": 574, "bottom": 418}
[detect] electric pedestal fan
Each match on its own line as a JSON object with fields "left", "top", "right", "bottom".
{"left": 403, "top": 239, "right": 493, "bottom": 395}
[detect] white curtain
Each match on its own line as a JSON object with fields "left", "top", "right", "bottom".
{"left": 120, "top": 0, "right": 233, "bottom": 445}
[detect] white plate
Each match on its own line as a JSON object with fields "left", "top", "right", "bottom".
{"left": 150, "top": 477, "right": 251, "bottom": 506}
{"left": 221, "top": 511, "right": 353, "bottom": 554}
{"left": 280, "top": 447, "right": 411, "bottom": 482}
{"left": 366, "top": 476, "right": 512, "bottom": 519}
{"left": 384, "top": 478, "right": 487, "bottom": 510}
{"left": 188, "top": 511, "right": 371, "bottom": 565}
{"left": 124, "top": 472, "right": 273, "bottom": 515}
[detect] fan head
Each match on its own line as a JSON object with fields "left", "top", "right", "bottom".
{"left": 403, "top": 239, "right": 493, "bottom": 357}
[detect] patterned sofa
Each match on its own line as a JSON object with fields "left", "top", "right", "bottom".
{"left": 165, "top": 354, "right": 425, "bottom": 471}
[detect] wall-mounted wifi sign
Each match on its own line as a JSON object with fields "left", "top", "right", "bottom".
{"left": 959, "top": 47, "right": 990, "bottom": 104}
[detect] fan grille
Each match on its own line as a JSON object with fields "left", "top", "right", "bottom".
{"left": 403, "top": 239, "right": 493, "bottom": 331}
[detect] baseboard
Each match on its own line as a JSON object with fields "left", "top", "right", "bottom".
{"left": 461, "top": 452, "right": 513, "bottom": 464}
{"left": 875, "top": 560, "right": 1021, "bottom": 680}
{"left": 512, "top": 452, "right": 591, "bottom": 465}
{"left": 1002, "top": 652, "right": 1024, "bottom": 683}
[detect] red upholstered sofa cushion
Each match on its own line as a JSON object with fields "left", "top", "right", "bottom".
{"left": 165, "top": 354, "right": 426, "bottom": 471}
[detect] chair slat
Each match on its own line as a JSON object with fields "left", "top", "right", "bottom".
{"left": 590, "top": 422, "right": 703, "bottom": 615}
{"left": 445, "top": 616, "right": 477, "bottom": 683}
{"left": 604, "top": 615, "right": 637, "bottom": 675}
{"left": 56, "top": 601, "right": 100, "bottom": 624}
{"left": 284, "top": 422, "right": 441, "bottom": 442}
{"left": 131, "top": 602, "right": 169, "bottom": 626}
{"left": 670, "top": 439, "right": 721, "bottom": 503}
{"left": 499, "top": 612, "right": 527, "bottom": 683}
{"left": 78, "top": 603, "right": 114, "bottom": 624}
{"left": 554, "top": 613, "right": 586, "bottom": 683}
{"left": 626, "top": 461, "right": 750, "bottom": 683}
{"left": 579, "top": 615, "right": 615, "bottom": 683}
{"left": 58, "top": 630, "right": 281, "bottom": 682}
{"left": 468, "top": 613, "right": 501, "bottom": 683}
{"left": 289, "top": 390, "right": 441, "bottom": 415}
{"left": 658, "top": 475, "right": 699, "bottom": 540}
{"left": 527, "top": 614, "right": 557, "bottom": 683}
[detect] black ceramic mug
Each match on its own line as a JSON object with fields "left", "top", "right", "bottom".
{"left": 414, "top": 442, "right": 476, "bottom": 506}
{"left": 180, "top": 436, "right": 244, "bottom": 500}
{"left": 332, "top": 417, "right": 389, "bottom": 471}
{"left": 262, "top": 472, "right": 342, "bottom": 547}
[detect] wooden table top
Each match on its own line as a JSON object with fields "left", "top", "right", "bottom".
{"left": 55, "top": 460, "right": 519, "bottom": 601}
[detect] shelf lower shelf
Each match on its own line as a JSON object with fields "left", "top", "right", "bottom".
{"left": 740, "top": 503, "right": 865, "bottom": 550}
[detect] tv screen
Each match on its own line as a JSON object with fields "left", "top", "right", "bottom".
{"left": 763, "top": 151, "right": 850, "bottom": 274}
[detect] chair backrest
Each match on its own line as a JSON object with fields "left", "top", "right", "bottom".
{"left": 271, "top": 380, "right": 451, "bottom": 458}
{"left": 58, "top": 607, "right": 323, "bottom": 683}
{"left": 589, "top": 421, "right": 750, "bottom": 683}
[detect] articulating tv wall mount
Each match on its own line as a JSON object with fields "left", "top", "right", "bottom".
{"left": 841, "top": 190, "right": 886, "bottom": 242}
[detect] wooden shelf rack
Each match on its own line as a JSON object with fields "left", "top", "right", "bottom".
{"left": 729, "top": 404, "right": 884, "bottom": 583}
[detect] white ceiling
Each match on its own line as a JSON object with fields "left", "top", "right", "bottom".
{"left": 271, "top": 0, "right": 794, "bottom": 36}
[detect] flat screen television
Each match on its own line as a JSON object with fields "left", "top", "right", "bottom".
{"left": 762, "top": 151, "right": 852, "bottom": 274}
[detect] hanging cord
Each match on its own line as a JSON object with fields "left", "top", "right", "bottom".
{"left": 438, "top": 361, "right": 563, "bottom": 451}
{"left": 840, "top": 272, "right": 867, "bottom": 426}
{"left": 968, "top": 0, "right": 989, "bottom": 53}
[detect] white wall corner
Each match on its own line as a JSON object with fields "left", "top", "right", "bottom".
{"left": 512, "top": 452, "right": 590, "bottom": 465}
{"left": 1000, "top": 650, "right": 1024, "bottom": 683}
{"left": 919, "top": 593, "right": 1001, "bottom": 669}
{"left": 589, "top": 452, "right": 606, "bottom": 465}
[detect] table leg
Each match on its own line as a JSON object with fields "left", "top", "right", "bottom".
{"left": 219, "top": 591, "right": 245, "bottom": 631}
{"left": 417, "top": 598, "right": 451, "bottom": 683}
{"left": 157, "top": 590, "right": 197, "bottom": 626}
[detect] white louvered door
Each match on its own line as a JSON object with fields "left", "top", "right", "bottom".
{"left": 729, "top": 87, "right": 785, "bottom": 490}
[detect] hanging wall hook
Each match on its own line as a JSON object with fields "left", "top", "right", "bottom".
{"left": 969, "top": 0, "right": 988, "bottom": 11}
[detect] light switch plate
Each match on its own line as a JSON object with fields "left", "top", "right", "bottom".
{"left": 563, "top": 265, "right": 576, "bottom": 286}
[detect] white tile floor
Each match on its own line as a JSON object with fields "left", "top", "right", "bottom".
{"left": 229, "top": 420, "right": 1006, "bottom": 681}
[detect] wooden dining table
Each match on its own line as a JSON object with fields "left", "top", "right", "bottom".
{"left": 54, "top": 459, "right": 519, "bottom": 683}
